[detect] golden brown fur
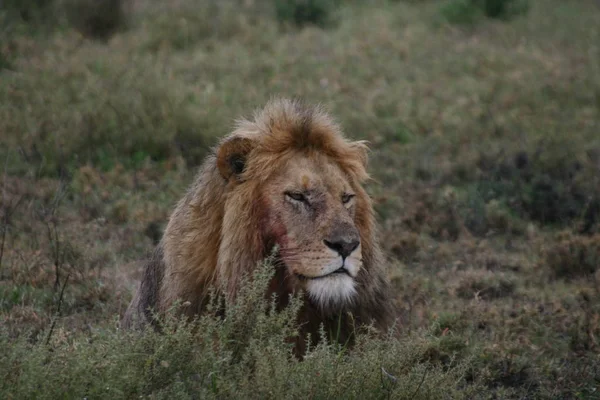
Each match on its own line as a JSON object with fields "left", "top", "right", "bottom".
{"left": 123, "top": 98, "right": 396, "bottom": 354}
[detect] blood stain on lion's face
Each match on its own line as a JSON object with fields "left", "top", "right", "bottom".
{"left": 262, "top": 152, "right": 362, "bottom": 310}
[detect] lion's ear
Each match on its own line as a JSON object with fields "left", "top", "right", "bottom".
{"left": 350, "top": 140, "right": 370, "bottom": 169}
{"left": 216, "top": 136, "right": 256, "bottom": 181}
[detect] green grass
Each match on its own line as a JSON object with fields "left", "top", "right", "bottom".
{"left": 1, "top": 260, "right": 479, "bottom": 399}
{"left": 1, "top": 0, "right": 600, "bottom": 398}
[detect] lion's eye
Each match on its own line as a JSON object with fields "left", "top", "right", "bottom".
{"left": 286, "top": 191, "right": 307, "bottom": 203}
{"left": 342, "top": 193, "right": 355, "bottom": 204}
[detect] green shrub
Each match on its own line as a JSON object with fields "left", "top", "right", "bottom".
{"left": 543, "top": 232, "right": 600, "bottom": 280}
{"left": 440, "top": 0, "right": 483, "bottom": 26}
{"left": 0, "top": 50, "right": 215, "bottom": 177}
{"left": 0, "top": 50, "right": 11, "bottom": 71}
{"left": 142, "top": 2, "right": 251, "bottom": 51}
{"left": 453, "top": 269, "right": 516, "bottom": 300}
{"left": 474, "top": 0, "right": 529, "bottom": 19}
{"left": 65, "top": 0, "right": 127, "bottom": 40}
{"left": 0, "top": 0, "right": 127, "bottom": 41}
{"left": 274, "top": 0, "right": 338, "bottom": 28}
{"left": 463, "top": 144, "right": 600, "bottom": 231}
{"left": 0, "top": 0, "right": 58, "bottom": 26}
{"left": 440, "top": 0, "right": 528, "bottom": 25}
{"left": 0, "top": 258, "right": 481, "bottom": 399}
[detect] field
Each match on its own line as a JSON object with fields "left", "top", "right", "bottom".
{"left": 1, "top": 0, "right": 600, "bottom": 398}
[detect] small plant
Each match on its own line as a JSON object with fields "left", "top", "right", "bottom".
{"left": 440, "top": 0, "right": 529, "bottom": 26}
{"left": 0, "top": 256, "right": 479, "bottom": 399}
{"left": 0, "top": 0, "right": 56, "bottom": 24}
{"left": 440, "top": 0, "right": 483, "bottom": 26}
{"left": 143, "top": 2, "right": 247, "bottom": 50}
{"left": 0, "top": 172, "right": 23, "bottom": 277}
{"left": 0, "top": 0, "right": 63, "bottom": 36}
{"left": 543, "top": 232, "right": 600, "bottom": 280}
{"left": 390, "top": 232, "right": 422, "bottom": 263}
{"left": 1, "top": 0, "right": 128, "bottom": 41}
{"left": 274, "top": 0, "right": 337, "bottom": 28}
{"left": 65, "top": 0, "right": 127, "bottom": 40}
{"left": 468, "top": 145, "right": 600, "bottom": 231}
{"left": 0, "top": 51, "right": 211, "bottom": 177}
{"left": 453, "top": 269, "right": 515, "bottom": 300}
{"left": 474, "top": 0, "right": 529, "bottom": 19}
{"left": 0, "top": 46, "right": 12, "bottom": 71}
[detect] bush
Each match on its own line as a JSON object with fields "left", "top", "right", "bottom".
{"left": 274, "top": 0, "right": 338, "bottom": 28}
{"left": 0, "top": 49, "right": 215, "bottom": 177}
{"left": 389, "top": 232, "right": 422, "bottom": 263}
{"left": 0, "top": 0, "right": 61, "bottom": 60}
{"left": 440, "top": 0, "right": 483, "bottom": 26}
{"left": 0, "top": 50, "right": 11, "bottom": 71}
{"left": 142, "top": 1, "right": 253, "bottom": 51}
{"left": 0, "top": 259, "right": 481, "bottom": 399}
{"left": 65, "top": 0, "right": 127, "bottom": 40}
{"left": 543, "top": 232, "right": 600, "bottom": 280}
{"left": 474, "top": 0, "right": 529, "bottom": 19}
{"left": 453, "top": 269, "right": 516, "bottom": 301}
{"left": 440, "top": 0, "right": 528, "bottom": 25}
{"left": 0, "top": 0, "right": 58, "bottom": 26}
{"left": 469, "top": 145, "right": 600, "bottom": 230}
{"left": 0, "top": 0, "right": 127, "bottom": 41}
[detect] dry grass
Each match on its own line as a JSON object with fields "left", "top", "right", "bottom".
{"left": 543, "top": 232, "right": 600, "bottom": 280}
{"left": 1, "top": 0, "right": 600, "bottom": 398}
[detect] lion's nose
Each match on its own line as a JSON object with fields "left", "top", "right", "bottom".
{"left": 323, "top": 238, "right": 359, "bottom": 259}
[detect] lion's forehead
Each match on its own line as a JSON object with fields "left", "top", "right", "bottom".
{"left": 281, "top": 155, "right": 352, "bottom": 194}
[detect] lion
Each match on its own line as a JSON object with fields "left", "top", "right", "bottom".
{"left": 122, "top": 98, "right": 396, "bottom": 354}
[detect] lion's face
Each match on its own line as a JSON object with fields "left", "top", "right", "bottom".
{"left": 261, "top": 152, "right": 362, "bottom": 309}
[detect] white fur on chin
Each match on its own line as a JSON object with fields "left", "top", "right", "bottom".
{"left": 306, "top": 274, "right": 357, "bottom": 311}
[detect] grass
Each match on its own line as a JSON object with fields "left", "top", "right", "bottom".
{"left": 440, "top": 0, "right": 530, "bottom": 26}
{"left": 1, "top": 0, "right": 600, "bottom": 398}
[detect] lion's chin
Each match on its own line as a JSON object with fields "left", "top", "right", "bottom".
{"left": 304, "top": 274, "right": 357, "bottom": 312}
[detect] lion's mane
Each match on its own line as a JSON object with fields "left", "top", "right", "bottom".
{"left": 123, "top": 98, "right": 395, "bottom": 354}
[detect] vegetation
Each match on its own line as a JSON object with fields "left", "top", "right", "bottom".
{"left": 274, "top": 0, "right": 338, "bottom": 27}
{"left": 1, "top": 0, "right": 599, "bottom": 398}
{"left": 440, "top": 0, "right": 529, "bottom": 25}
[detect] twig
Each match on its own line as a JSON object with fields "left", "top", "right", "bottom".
{"left": 37, "top": 179, "right": 68, "bottom": 291}
{"left": 380, "top": 366, "right": 398, "bottom": 400}
{"left": 0, "top": 155, "right": 24, "bottom": 276}
{"left": 0, "top": 196, "right": 22, "bottom": 275}
{"left": 0, "top": 156, "right": 8, "bottom": 274}
{"left": 410, "top": 368, "right": 428, "bottom": 400}
{"left": 45, "top": 273, "right": 70, "bottom": 346}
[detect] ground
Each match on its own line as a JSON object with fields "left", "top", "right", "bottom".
{"left": 1, "top": 0, "right": 599, "bottom": 398}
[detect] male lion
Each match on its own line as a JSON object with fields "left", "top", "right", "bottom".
{"left": 123, "top": 98, "right": 396, "bottom": 354}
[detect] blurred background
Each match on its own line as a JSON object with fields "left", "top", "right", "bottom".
{"left": 1, "top": 0, "right": 600, "bottom": 398}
